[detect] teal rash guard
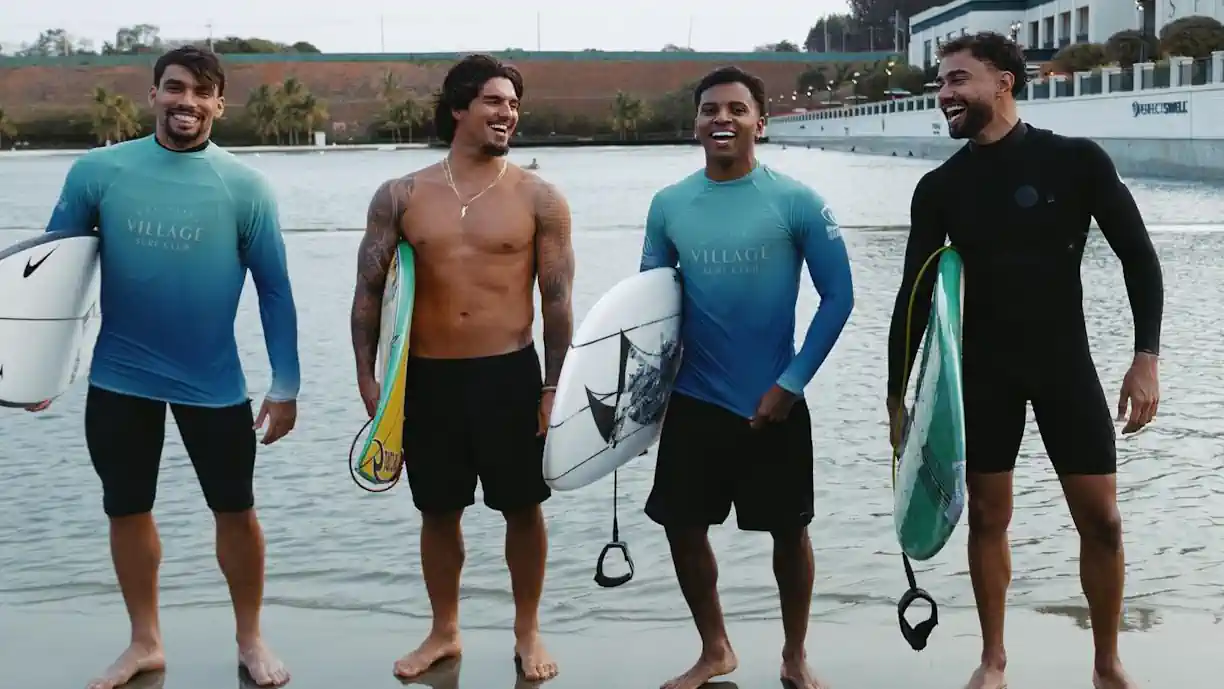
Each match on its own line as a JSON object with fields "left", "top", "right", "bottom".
{"left": 45, "top": 135, "right": 301, "bottom": 407}
{"left": 639, "top": 163, "right": 855, "bottom": 419}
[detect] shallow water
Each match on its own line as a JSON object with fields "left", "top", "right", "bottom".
{"left": 0, "top": 144, "right": 1222, "bottom": 641}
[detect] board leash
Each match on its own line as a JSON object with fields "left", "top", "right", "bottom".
{"left": 594, "top": 468, "right": 635, "bottom": 588}
{"left": 347, "top": 415, "right": 402, "bottom": 494}
{"left": 892, "top": 244, "right": 952, "bottom": 651}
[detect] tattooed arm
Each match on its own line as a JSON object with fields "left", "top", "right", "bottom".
{"left": 351, "top": 176, "right": 411, "bottom": 399}
{"left": 533, "top": 178, "right": 576, "bottom": 389}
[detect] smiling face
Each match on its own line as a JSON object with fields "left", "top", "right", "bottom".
{"left": 149, "top": 64, "right": 224, "bottom": 149}
{"left": 453, "top": 77, "right": 519, "bottom": 157}
{"left": 936, "top": 49, "right": 1014, "bottom": 140}
{"left": 695, "top": 81, "right": 764, "bottom": 165}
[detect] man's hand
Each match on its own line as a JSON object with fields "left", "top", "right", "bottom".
{"left": 254, "top": 398, "right": 297, "bottom": 445}
{"left": 358, "top": 376, "right": 381, "bottom": 419}
{"left": 751, "top": 384, "right": 799, "bottom": 430}
{"left": 886, "top": 395, "right": 908, "bottom": 453}
{"left": 25, "top": 400, "right": 52, "bottom": 412}
{"left": 537, "top": 389, "right": 555, "bottom": 437}
{"left": 1118, "top": 351, "right": 1159, "bottom": 435}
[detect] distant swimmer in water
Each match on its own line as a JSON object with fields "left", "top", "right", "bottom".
{"left": 886, "top": 32, "right": 1162, "bottom": 689}
{"left": 525, "top": 157, "right": 540, "bottom": 169}
{"left": 639, "top": 66, "right": 854, "bottom": 689}
{"left": 34, "top": 46, "right": 300, "bottom": 689}
{"left": 349, "top": 54, "right": 574, "bottom": 683}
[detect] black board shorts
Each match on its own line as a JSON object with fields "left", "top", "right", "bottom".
{"left": 645, "top": 392, "right": 815, "bottom": 532}
{"left": 85, "top": 385, "right": 257, "bottom": 517}
{"left": 401, "top": 343, "right": 551, "bottom": 514}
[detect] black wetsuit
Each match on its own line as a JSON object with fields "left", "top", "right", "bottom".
{"left": 886, "top": 121, "right": 1164, "bottom": 475}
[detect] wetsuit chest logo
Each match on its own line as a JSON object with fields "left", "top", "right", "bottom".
{"left": 1013, "top": 185, "right": 1041, "bottom": 209}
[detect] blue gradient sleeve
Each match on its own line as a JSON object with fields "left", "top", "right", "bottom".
{"left": 639, "top": 193, "right": 678, "bottom": 271}
{"left": 46, "top": 157, "right": 99, "bottom": 232}
{"left": 776, "top": 190, "right": 855, "bottom": 394}
{"left": 239, "top": 175, "right": 301, "bottom": 402}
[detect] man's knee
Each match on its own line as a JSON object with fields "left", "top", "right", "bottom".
{"left": 1079, "top": 507, "right": 1123, "bottom": 551}
{"left": 964, "top": 487, "right": 1013, "bottom": 536}
{"left": 769, "top": 525, "right": 811, "bottom": 554}
{"left": 503, "top": 504, "right": 545, "bottom": 532}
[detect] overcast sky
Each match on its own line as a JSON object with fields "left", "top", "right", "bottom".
{"left": 3, "top": 0, "right": 856, "bottom": 53}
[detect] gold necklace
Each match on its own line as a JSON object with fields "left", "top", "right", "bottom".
{"left": 442, "top": 155, "right": 507, "bottom": 218}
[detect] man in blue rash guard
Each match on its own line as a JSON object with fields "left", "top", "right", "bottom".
{"left": 639, "top": 66, "right": 854, "bottom": 689}
{"left": 30, "top": 47, "right": 300, "bottom": 689}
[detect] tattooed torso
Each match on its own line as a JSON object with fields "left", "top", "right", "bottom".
{"left": 350, "top": 160, "right": 574, "bottom": 384}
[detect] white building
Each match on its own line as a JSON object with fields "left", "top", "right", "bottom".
{"left": 908, "top": 0, "right": 1224, "bottom": 69}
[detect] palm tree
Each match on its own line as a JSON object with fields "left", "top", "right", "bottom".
{"left": 383, "top": 94, "right": 426, "bottom": 143}
{"left": 245, "top": 84, "right": 283, "bottom": 144}
{"left": 243, "top": 78, "right": 329, "bottom": 145}
{"left": 89, "top": 86, "right": 141, "bottom": 145}
{"left": 0, "top": 107, "right": 16, "bottom": 149}
{"left": 609, "top": 91, "right": 649, "bottom": 140}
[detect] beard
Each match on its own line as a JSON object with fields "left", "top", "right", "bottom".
{"left": 162, "top": 110, "right": 208, "bottom": 146}
{"left": 947, "top": 99, "right": 992, "bottom": 140}
{"left": 480, "top": 142, "right": 510, "bottom": 157}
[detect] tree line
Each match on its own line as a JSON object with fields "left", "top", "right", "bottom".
{"left": 3, "top": 24, "right": 320, "bottom": 57}
{"left": 1047, "top": 15, "right": 1224, "bottom": 74}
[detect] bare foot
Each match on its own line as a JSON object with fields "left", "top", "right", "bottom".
{"left": 393, "top": 630, "right": 462, "bottom": 680}
{"left": 85, "top": 641, "right": 166, "bottom": 689}
{"left": 1093, "top": 663, "right": 1138, "bottom": 689}
{"left": 780, "top": 652, "right": 829, "bottom": 689}
{"left": 964, "top": 663, "right": 1008, "bottom": 689}
{"left": 661, "top": 643, "right": 738, "bottom": 689}
{"left": 514, "top": 631, "right": 559, "bottom": 682}
{"left": 238, "top": 639, "right": 290, "bottom": 687}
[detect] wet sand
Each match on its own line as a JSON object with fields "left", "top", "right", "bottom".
{"left": 3, "top": 601, "right": 1211, "bottom": 688}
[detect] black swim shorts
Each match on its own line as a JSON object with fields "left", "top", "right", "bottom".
{"left": 645, "top": 392, "right": 815, "bottom": 532}
{"left": 401, "top": 343, "right": 551, "bottom": 514}
{"left": 85, "top": 385, "right": 258, "bottom": 517}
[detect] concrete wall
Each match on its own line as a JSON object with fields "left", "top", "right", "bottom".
{"left": 769, "top": 134, "right": 1224, "bottom": 182}
{"left": 0, "top": 50, "right": 897, "bottom": 127}
{"left": 768, "top": 72, "right": 1224, "bottom": 181}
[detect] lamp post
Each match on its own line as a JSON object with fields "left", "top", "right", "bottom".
{"left": 1135, "top": 0, "right": 1147, "bottom": 64}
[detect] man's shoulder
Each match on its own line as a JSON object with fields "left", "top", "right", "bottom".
{"left": 652, "top": 169, "right": 706, "bottom": 206}
{"left": 72, "top": 136, "right": 150, "bottom": 174}
{"left": 757, "top": 164, "right": 825, "bottom": 206}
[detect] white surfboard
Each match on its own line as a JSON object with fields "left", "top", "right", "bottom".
{"left": 0, "top": 231, "right": 100, "bottom": 407}
{"left": 543, "top": 267, "right": 683, "bottom": 491}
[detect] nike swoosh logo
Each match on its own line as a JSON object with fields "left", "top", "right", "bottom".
{"left": 23, "top": 248, "right": 55, "bottom": 278}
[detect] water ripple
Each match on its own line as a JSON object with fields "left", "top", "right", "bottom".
{"left": 1, "top": 147, "right": 1222, "bottom": 629}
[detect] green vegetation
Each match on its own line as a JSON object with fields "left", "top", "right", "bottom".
{"left": 0, "top": 107, "right": 15, "bottom": 147}
{"left": 4, "top": 24, "right": 319, "bottom": 57}
{"left": 1050, "top": 15, "right": 1224, "bottom": 73}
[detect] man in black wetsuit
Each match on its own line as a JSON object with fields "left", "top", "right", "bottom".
{"left": 886, "top": 32, "right": 1162, "bottom": 689}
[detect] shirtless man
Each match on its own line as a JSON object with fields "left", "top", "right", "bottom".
{"left": 349, "top": 54, "right": 572, "bottom": 683}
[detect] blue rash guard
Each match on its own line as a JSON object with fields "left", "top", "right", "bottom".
{"left": 45, "top": 135, "right": 300, "bottom": 407}
{"left": 639, "top": 163, "right": 855, "bottom": 420}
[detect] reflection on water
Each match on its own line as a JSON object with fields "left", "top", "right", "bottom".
{"left": 0, "top": 146, "right": 1222, "bottom": 637}
{"left": 1034, "top": 604, "right": 1164, "bottom": 633}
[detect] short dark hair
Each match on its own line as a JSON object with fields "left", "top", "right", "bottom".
{"left": 153, "top": 46, "right": 226, "bottom": 97}
{"left": 938, "top": 31, "right": 1028, "bottom": 97}
{"left": 433, "top": 54, "right": 524, "bottom": 144}
{"left": 693, "top": 66, "right": 767, "bottom": 114}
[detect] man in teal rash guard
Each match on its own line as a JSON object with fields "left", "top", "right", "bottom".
{"left": 639, "top": 66, "right": 854, "bottom": 689}
{"left": 31, "top": 47, "right": 299, "bottom": 689}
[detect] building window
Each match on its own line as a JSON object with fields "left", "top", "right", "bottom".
{"left": 1075, "top": 6, "right": 1090, "bottom": 42}
{"left": 924, "top": 39, "right": 932, "bottom": 67}
{"left": 1029, "top": 21, "right": 1039, "bottom": 49}
{"left": 1059, "top": 11, "right": 1072, "bottom": 46}
{"left": 1043, "top": 16, "right": 1054, "bottom": 48}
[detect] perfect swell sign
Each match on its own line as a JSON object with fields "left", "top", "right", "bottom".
{"left": 1132, "top": 100, "right": 1189, "bottom": 117}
